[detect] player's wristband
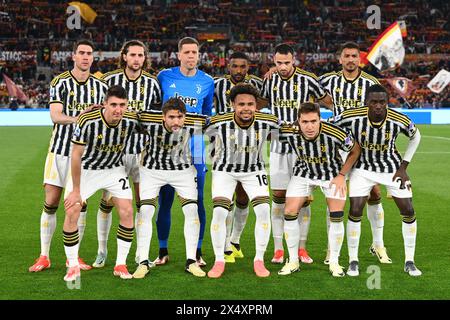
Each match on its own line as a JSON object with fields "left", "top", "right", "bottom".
{"left": 339, "top": 172, "right": 346, "bottom": 177}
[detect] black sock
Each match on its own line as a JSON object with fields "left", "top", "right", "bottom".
{"left": 185, "top": 259, "right": 196, "bottom": 268}
{"left": 159, "top": 247, "right": 168, "bottom": 258}
{"left": 231, "top": 242, "right": 241, "bottom": 251}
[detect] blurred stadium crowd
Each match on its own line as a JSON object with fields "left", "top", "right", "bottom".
{"left": 0, "top": 0, "right": 449, "bottom": 108}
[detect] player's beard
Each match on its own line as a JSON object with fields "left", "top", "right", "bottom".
{"left": 344, "top": 62, "right": 358, "bottom": 72}
{"left": 231, "top": 73, "right": 245, "bottom": 83}
{"left": 237, "top": 113, "right": 253, "bottom": 124}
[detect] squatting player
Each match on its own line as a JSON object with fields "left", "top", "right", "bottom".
{"left": 205, "top": 83, "right": 278, "bottom": 278}
{"left": 278, "top": 102, "right": 361, "bottom": 277}
{"left": 63, "top": 85, "right": 139, "bottom": 282}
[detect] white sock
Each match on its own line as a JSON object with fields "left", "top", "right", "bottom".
{"left": 367, "top": 203, "right": 384, "bottom": 248}
{"left": 77, "top": 210, "right": 87, "bottom": 242}
{"left": 271, "top": 201, "right": 285, "bottom": 251}
{"left": 224, "top": 209, "right": 234, "bottom": 252}
{"left": 347, "top": 220, "right": 361, "bottom": 262}
{"left": 134, "top": 210, "right": 141, "bottom": 259}
{"left": 97, "top": 210, "right": 112, "bottom": 255}
{"left": 230, "top": 204, "right": 249, "bottom": 244}
{"left": 40, "top": 212, "right": 56, "bottom": 257}
{"left": 284, "top": 218, "right": 299, "bottom": 261}
{"left": 253, "top": 203, "right": 271, "bottom": 261}
{"left": 182, "top": 203, "right": 200, "bottom": 261}
{"left": 136, "top": 206, "right": 154, "bottom": 263}
{"left": 298, "top": 205, "right": 311, "bottom": 249}
{"left": 116, "top": 239, "right": 132, "bottom": 266}
{"left": 328, "top": 221, "right": 344, "bottom": 265}
{"left": 211, "top": 206, "right": 228, "bottom": 262}
{"left": 63, "top": 230, "right": 79, "bottom": 267}
{"left": 402, "top": 220, "right": 417, "bottom": 262}
{"left": 65, "top": 244, "right": 80, "bottom": 267}
{"left": 326, "top": 207, "right": 331, "bottom": 254}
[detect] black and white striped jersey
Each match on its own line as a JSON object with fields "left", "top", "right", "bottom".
{"left": 102, "top": 69, "right": 162, "bottom": 154}
{"left": 205, "top": 112, "right": 280, "bottom": 173}
{"left": 261, "top": 67, "right": 326, "bottom": 153}
{"left": 214, "top": 74, "right": 263, "bottom": 114}
{"left": 48, "top": 71, "right": 108, "bottom": 156}
{"left": 71, "top": 109, "right": 138, "bottom": 170}
{"left": 139, "top": 111, "right": 206, "bottom": 170}
{"left": 331, "top": 107, "right": 417, "bottom": 173}
{"left": 319, "top": 70, "right": 379, "bottom": 116}
{"left": 279, "top": 121, "right": 355, "bottom": 180}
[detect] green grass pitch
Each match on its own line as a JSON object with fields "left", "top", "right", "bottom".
{"left": 1, "top": 124, "right": 449, "bottom": 300}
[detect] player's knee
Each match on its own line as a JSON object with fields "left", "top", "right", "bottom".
{"left": 43, "top": 202, "right": 58, "bottom": 215}
{"left": 65, "top": 207, "right": 80, "bottom": 224}
{"left": 349, "top": 206, "right": 363, "bottom": 220}
{"left": 118, "top": 205, "right": 134, "bottom": 222}
{"left": 400, "top": 205, "right": 415, "bottom": 218}
{"left": 367, "top": 195, "right": 381, "bottom": 205}
{"left": 329, "top": 211, "right": 344, "bottom": 223}
{"left": 272, "top": 193, "right": 286, "bottom": 205}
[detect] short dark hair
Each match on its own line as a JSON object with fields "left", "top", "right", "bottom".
{"left": 119, "top": 40, "right": 149, "bottom": 69}
{"left": 105, "top": 85, "right": 127, "bottom": 101}
{"left": 274, "top": 43, "right": 294, "bottom": 56}
{"left": 299, "top": 102, "right": 321, "bottom": 117}
{"left": 229, "top": 52, "right": 249, "bottom": 61}
{"left": 340, "top": 41, "right": 360, "bottom": 54}
{"left": 178, "top": 37, "right": 199, "bottom": 52}
{"left": 229, "top": 83, "right": 259, "bottom": 102}
{"left": 73, "top": 39, "right": 95, "bottom": 53}
{"left": 365, "top": 84, "right": 388, "bottom": 102}
{"left": 162, "top": 97, "right": 186, "bottom": 114}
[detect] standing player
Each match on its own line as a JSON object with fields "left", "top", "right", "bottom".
{"left": 319, "top": 42, "right": 391, "bottom": 265}
{"left": 261, "top": 43, "right": 332, "bottom": 265}
{"left": 331, "top": 85, "right": 422, "bottom": 276}
{"left": 214, "top": 52, "right": 264, "bottom": 262}
{"left": 205, "top": 83, "right": 277, "bottom": 278}
{"left": 278, "top": 102, "right": 361, "bottom": 277}
{"left": 155, "top": 37, "right": 214, "bottom": 266}
{"left": 29, "top": 40, "right": 107, "bottom": 272}
{"left": 92, "top": 40, "right": 161, "bottom": 268}
{"left": 132, "top": 98, "right": 207, "bottom": 278}
{"left": 63, "top": 85, "right": 139, "bottom": 282}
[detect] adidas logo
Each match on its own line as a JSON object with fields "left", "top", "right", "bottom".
{"left": 170, "top": 83, "right": 176, "bottom": 88}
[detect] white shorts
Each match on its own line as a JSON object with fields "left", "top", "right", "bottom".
{"left": 269, "top": 152, "right": 297, "bottom": 190}
{"left": 139, "top": 166, "right": 198, "bottom": 200}
{"left": 286, "top": 175, "right": 346, "bottom": 200}
{"left": 212, "top": 170, "right": 270, "bottom": 201}
{"left": 65, "top": 166, "right": 133, "bottom": 202}
{"left": 123, "top": 153, "right": 141, "bottom": 183}
{"left": 349, "top": 169, "right": 412, "bottom": 198}
{"left": 43, "top": 152, "right": 70, "bottom": 188}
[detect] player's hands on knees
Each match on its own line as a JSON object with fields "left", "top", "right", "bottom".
{"left": 64, "top": 192, "right": 83, "bottom": 211}
{"left": 330, "top": 175, "right": 347, "bottom": 198}
{"left": 393, "top": 167, "right": 411, "bottom": 190}
{"left": 263, "top": 66, "right": 277, "bottom": 79}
